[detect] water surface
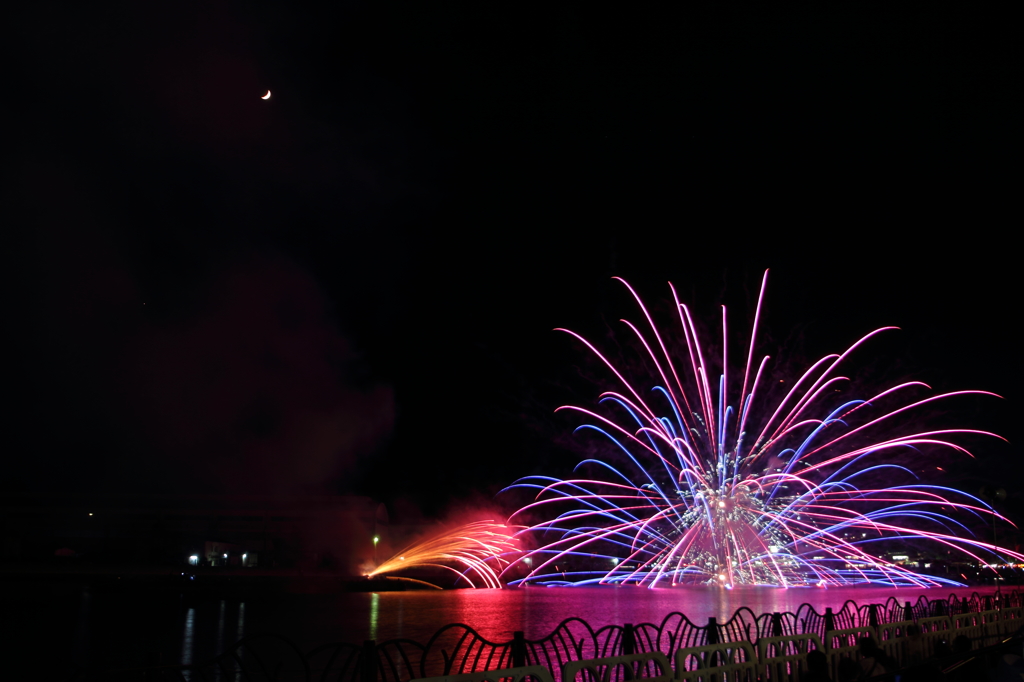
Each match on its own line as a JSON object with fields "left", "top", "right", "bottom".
{"left": 7, "top": 583, "right": 999, "bottom": 673}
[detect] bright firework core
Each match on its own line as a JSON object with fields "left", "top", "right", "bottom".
{"left": 504, "top": 272, "right": 1022, "bottom": 588}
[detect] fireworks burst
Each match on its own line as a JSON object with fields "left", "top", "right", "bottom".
{"left": 504, "top": 272, "right": 1022, "bottom": 588}
{"left": 368, "top": 521, "right": 518, "bottom": 589}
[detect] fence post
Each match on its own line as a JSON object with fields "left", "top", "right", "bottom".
{"left": 707, "top": 617, "right": 719, "bottom": 645}
{"left": 869, "top": 604, "right": 879, "bottom": 628}
{"left": 904, "top": 601, "right": 914, "bottom": 622}
{"left": 361, "top": 640, "right": 377, "bottom": 682}
{"left": 985, "top": 595, "right": 993, "bottom": 611}
{"left": 771, "top": 612, "right": 783, "bottom": 637}
{"left": 512, "top": 631, "right": 526, "bottom": 667}
{"left": 623, "top": 623, "right": 635, "bottom": 655}
{"left": 824, "top": 608, "right": 835, "bottom": 634}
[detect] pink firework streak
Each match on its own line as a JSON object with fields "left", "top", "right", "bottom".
{"left": 502, "top": 272, "right": 1022, "bottom": 588}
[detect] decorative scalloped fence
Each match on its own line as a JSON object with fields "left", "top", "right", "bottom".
{"left": 74, "top": 589, "right": 1024, "bottom": 682}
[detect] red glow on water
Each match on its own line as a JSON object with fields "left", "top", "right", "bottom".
{"left": 342, "top": 585, "right": 998, "bottom": 642}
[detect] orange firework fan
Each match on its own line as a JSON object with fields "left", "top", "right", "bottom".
{"left": 368, "top": 521, "right": 518, "bottom": 589}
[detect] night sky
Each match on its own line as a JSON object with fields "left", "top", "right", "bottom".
{"left": 4, "top": 2, "right": 1019, "bottom": 522}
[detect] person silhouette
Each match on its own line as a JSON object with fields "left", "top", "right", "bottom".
{"left": 802, "top": 649, "right": 833, "bottom": 682}
{"left": 836, "top": 657, "right": 860, "bottom": 682}
{"left": 857, "top": 637, "right": 886, "bottom": 678}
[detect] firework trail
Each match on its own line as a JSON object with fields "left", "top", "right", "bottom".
{"left": 368, "top": 521, "right": 518, "bottom": 588}
{"left": 503, "top": 272, "right": 1022, "bottom": 588}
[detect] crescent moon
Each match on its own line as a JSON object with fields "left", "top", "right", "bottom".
{"left": 261, "top": 90, "right": 271, "bottom": 100}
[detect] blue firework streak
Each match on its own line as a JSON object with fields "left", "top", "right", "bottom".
{"left": 502, "top": 272, "right": 1021, "bottom": 588}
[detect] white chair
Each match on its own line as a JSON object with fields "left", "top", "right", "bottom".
{"left": 674, "top": 641, "right": 757, "bottom": 682}
{"left": 562, "top": 652, "right": 673, "bottom": 682}
{"left": 411, "top": 665, "right": 555, "bottom": 682}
